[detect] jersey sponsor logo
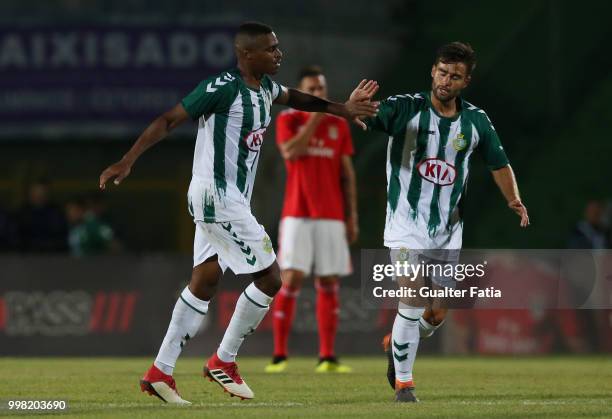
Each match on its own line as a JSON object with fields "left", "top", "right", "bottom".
{"left": 244, "top": 127, "right": 266, "bottom": 152}
{"left": 306, "top": 146, "right": 334, "bottom": 158}
{"left": 452, "top": 133, "right": 467, "bottom": 151}
{"left": 416, "top": 158, "right": 457, "bottom": 186}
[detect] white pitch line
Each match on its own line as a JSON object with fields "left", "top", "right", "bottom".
{"left": 186, "top": 402, "right": 305, "bottom": 408}
{"left": 70, "top": 401, "right": 305, "bottom": 409}
{"left": 447, "top": 399, "right": 610, "bottom": 406}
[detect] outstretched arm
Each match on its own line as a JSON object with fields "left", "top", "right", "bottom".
{"left": 274, "top": 80, "right": 379, "bottom": 130}
{"left": 491, "top": 165, "right": 530, "bottom": 227}
{"left": 99, "top": 103, "right": 190, "bottom": 189}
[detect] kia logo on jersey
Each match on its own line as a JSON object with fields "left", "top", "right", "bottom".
{"left": 416, "top": 158, "right": 457, "bottom": 186}
{"left": 244, "top": 128, "right": 266, "bottom": 152}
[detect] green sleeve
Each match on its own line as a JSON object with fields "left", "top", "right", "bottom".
{"left": 366, "top": 95, "right": 418, "bottom": 135}
{"left": 365, "top": 97, "right": 399, "bottom": 134}
{"left": 181, "top": 75, "right": 235, "bottom": 120}
{"left": 478, "top": 115, "right": 510, "bottom": 170}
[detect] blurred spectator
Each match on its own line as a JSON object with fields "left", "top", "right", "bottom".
{"left": 566, "top": 199, "right": 611, "bottom": 352}
{"left": 65, "top": 196, "right": 120, "bottom": 257}
{"left": 16, "top": 179, "right": 67, "bottom": 252}
{"left": 567, "top": 200, "right": 609, "bottom": 249}
{"left": 84, "top": 190, "right": 125, "bottom": 246}
{"left": 84, "top": 190, "right": 119, "bottom": 227}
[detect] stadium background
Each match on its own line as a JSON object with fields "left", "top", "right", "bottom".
{"left": 1, "top": 0, "right": 611, "bottom": 357}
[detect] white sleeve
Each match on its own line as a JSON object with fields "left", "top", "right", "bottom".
{"left": 271, "top": 80, "right": 287, "bottom": 101}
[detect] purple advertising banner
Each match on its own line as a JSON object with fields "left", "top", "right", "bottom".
{"left": 0, "top": 25, "right": 236, "bottom": 138}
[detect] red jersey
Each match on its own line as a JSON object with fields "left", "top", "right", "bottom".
{"left": 276, "top": 109, "right": 354, "bottom": 220}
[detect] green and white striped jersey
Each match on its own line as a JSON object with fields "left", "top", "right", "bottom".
{"left": 181, "top": 68, "right": 284, "bottom": 222}
{"left": 366, "top": 91, "right": 509, "bottom": 250}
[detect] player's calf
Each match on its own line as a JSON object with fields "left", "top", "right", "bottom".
{"left": 253, "top": 262, "right": 282, "bottom": 297}
{"left": 382, "top": 333, "right": 395, "bottom": 390}
{"left": 419, "top": 307, "right": 447, "bottom": 339}
{"left": 418, "top": 316, "right": 445, "bottom": 338}
{"left": 391, "top": 306, "right": 423, "bottom": 396}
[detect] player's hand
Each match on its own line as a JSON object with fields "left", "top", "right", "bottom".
{"left": 349, "top": 79, "right": 379, "bottom": 102}
{"left": 346, "top": 215, "right": 359, "bottom": 244}
{"left": 345, "top": 79, "right": 380, "bottom": 130}
{"left": 99, "top": 159, "right": 132, "bottom": 190}
{"left": 508, "top": 199, "right": 530, "bottom": 227}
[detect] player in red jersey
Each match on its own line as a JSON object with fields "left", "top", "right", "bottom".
{"left": 265, "top": 66, "right": 358, "bottom": 373}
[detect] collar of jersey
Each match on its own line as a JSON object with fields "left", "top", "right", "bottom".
{"left": 424, "top": 90, "right": 463, "bottom": 122}
{"left": 229, "top": 67, "right": 264, "bottom": 93}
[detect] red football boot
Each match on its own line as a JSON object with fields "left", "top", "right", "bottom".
{"left": 203, "top": 352, "right": 254, "bottom": 400}
{"left": 140, "top": 364, "right": 191, "bottom": 404}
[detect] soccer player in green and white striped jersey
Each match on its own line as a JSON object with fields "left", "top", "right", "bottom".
{"left": 99, "top": 22, "right": 379, "bottom": 404}
{"left": 364, "top": 42, "right": 529, "bottom": 402}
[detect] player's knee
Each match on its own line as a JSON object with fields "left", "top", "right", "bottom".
{"left": 259, "top": 276, "right": 282, "bottom": 297}
{"left": 430, "top": 309, "right": 448, "bottom": 326}
{"left": 281, "top": 269, "right": 304, "bottom": 291}
{"left": 190, "top": 265, "right": 222, "bottom": 300}
{"left": 254, "top": 262, "right": 282, "bottom": 297}
{"left": 268, "top": 275, "right": 283, "bottom": 295}
{"left": 316, "top": 276, "right": 338, "bottom": 287}
{"left": 192, "top": 270, "right": 220, "bottom": 286}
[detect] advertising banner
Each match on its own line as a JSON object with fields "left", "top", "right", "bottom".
{"left": 0, "top": 255, "right": 396, "bottom": 356}
{"left": 0, "top": 25, "right": 236, "bottom": 137}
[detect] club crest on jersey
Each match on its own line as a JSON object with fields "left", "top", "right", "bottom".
{"left": 328, "top": 126, "right": 338, "bottom": 140}
{"left": 416, "top": 158, "right": 457, "bottom": 186}
{"left": 452, "top": 133, "right": 467, "bottom": 151}
{"left": 244, "top": 127, "right": 266, "bottom": 152}
{"left": 397, "top": 247, "right": 409, "bottom": 261}
{"left": 262, "top": 235, "right": 273, "bottom": 254}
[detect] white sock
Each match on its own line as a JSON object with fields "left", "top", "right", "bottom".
{"left": 217, "top": 282, "right": 273, "bottom": 363}
{"left": 419, "top": 317, "right": 444, "bottom": 338}
{"left": 392, "top": 307, "right": 424, "bottom": 383}
{"left": 154, "top": 286, "right": 209, "bottom": 375}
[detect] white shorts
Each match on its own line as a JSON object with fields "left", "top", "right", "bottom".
{"left": 193, "top": 214, "right": 276, "bottom": 275}
{"left": 389, "top": 248, "right": 459, "bottom": 289}
{"left": 278, "top": 217, "right": 352, "bottom": 277}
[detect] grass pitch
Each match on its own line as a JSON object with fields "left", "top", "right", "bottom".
{"left": 1, "top": 356, "right": 610, "bottom": 418}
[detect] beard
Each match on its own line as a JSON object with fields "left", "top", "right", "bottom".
{"left": 432, "top": 85, "right": 457, "bottom": 103}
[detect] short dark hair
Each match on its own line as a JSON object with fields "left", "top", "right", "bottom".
{"left": 237, "top": 21, "right": 273, "bottom": 38}
{"left": 435, "top": 42, "right": 476, "bottom": 74}
{"left": 298, "top": 65, "right": 324, "bottom": 82}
